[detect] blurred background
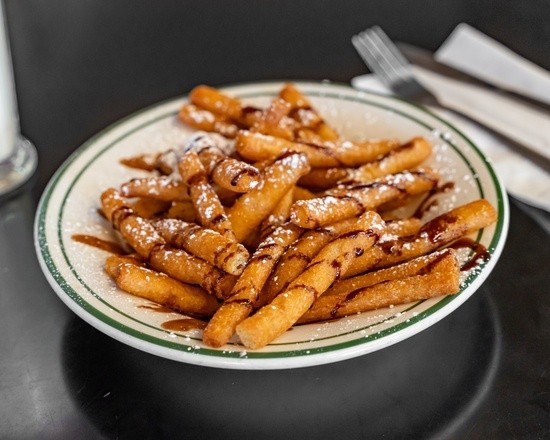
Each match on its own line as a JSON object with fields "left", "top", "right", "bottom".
{"left": 6, "top": 0, "right": 550, "bottom": 195}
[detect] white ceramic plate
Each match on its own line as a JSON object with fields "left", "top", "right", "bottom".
{"left": 34, "top": 81, "right": 509, "bottom": 370}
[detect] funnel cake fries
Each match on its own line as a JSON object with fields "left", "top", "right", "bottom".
{"left": 119, "top": 153, "right": 161, "bottom": 173}
{"left": 235, "top": 130, "right": 400, "bottom": 168}
{"left": 115, "top": 262, "right": 219, "bottom": 317}
{"left": 74, "top": 83, "right": 500, "bottom": 351}
{"left": 384, "top": 217, "right": 423, "bottom": 237}
{"left": 298, "top": 248, "right": 460, "bottom": 324}
{"left": 260, "top": 216, "right": 365, "bottom": 307}
{"left": 185, "top": 133, "right": 262, "bottom": 193}
{"left": 346, "top": 199, "right": 497, "bottom": 277}
{"left": 179, "top": 104, "right": 240, "bottom": 138}
{"left": 299, "top": 136, "right": 432, "bottom": 190}
{"left": 153, "top": 218, "right": 249, "bottom": 276}
{"left": 203, "top": 223, "right": 303, "bottom": 348}
{"left": 198, "top": 147, "right": 261, "bottom": 193}
{"left": 278, "top": 83, "right": 339, "bottom": 142}
{"left": 148, "top": 247, "right": 236, "bottom": 300}
{"left": 256, "top": 188, "right": 295, "bottom": 243}
{"left": 189, "top": 85, "right": 244, "bottom": 121}
{"left": 104, "top": 254, "right": 145, "bottom": 279}
{"left": 251, "top": 97, "right": 295, "bottom": 140}
{"left": 227, "top": 151, "right": 310, "bottom": 242}
{"left": 184, "top": 83, "right": 339, "bottom": 142}
{"left": 290, "top": 169, "right": 439, "bottom": 229}
{"left": 178, "top": 150, "right": 236, "bottom": 241}
{"left": 180, "top": 85, "right": 247, "bottom": 138}
{"left": 121, "top": 176, "right": 190, "bottom": 202}
{"left": 236, "top": 211, "right": 384, "bottom": 349}
{"left": 261, "top": 215, "right": 422, "bottom": 307}
{"left": 128, "top": 198, "right": 171, "bottom": 219}
{"left": 101, "top": 188, "right": 165, "bottom": 259}
{"left": 101, "top": 189, "right": 236, "bottom": 297}
{"left": 100, "top": 190, "right": 224, "bottom": 311}
{"left": 349, "top": 137, "right": 433, "bottom": 183}
{"left": 120, "top": 149, "right": 179, "bottom": 175}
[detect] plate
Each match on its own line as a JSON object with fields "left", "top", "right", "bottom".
{"left": 34, "top": 81, "right": 509, "bottom": 369}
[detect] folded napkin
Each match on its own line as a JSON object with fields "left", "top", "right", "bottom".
{"left": 351, "top": 74, "right": 550, "bottom": 213}
{"left": 409, "top": 65, "right": 550, "bottom": 163}
{"left": 436, "top": 23, "right": 550, "bottom": 106}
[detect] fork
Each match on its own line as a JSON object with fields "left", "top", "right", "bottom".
{"left": 352, "top": 25, "right": 440, "bottom": 107}
{"left": 351, "top": 25, "right": 550, "bottom": 172}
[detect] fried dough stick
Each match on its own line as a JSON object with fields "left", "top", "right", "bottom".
{"left": 101, "top": 188, "right": 165, "bottom": 259}
{"left": 189, "top": 85, "right": 243, "bottom": 121}
{"left": 164, "top": 200, "right": 196, "bottom": 222}
{"left": 148, "top": 247, "right": 236, "bottom": 300}
{"left": 101, "top": 189, "right": 234, "bottom": 297}
{"left": 278, "top": 83, "right": 339, "bottom": 141}
{"left": 203, "top": 223, "right": 303, "bottom": 347}
{"left": 129, "top": 198, "right": 171, "bottom": 219}
{"left": 290, "top": 169, "right": 439, "bottom": 228}
{"left": 261, "top": 216, "right": 418, "bottom": 306}
{"left": 236, "top": 211, "right": 383, "bottom": 349}
{"left": 114, "top": 262, "right": 219, "bottom": 317}
{"left": 298, "top": 248, "right": 460, "bottom": 324}
{"left": 178, "top": 151, "right": 236, "bottom": 240}
{"left": 120, "top": 149, "right": 178, "bottom": 175}
{"left": 178, "top": 104, "right": 240, "bottom": 138}
{"left": 345, "top": 199, "right": 497, "bottom": 277}
{"left": 350, "top": 137, "right": 432, "bottom": 182}
{"left": 120, "top": 176, "right": 190, "bottom": 202}
{"left": 298, "top": 167, "right": 349, "bottom": 191}
{"left": 260, "top": 216, "right": 382, "bottom": 307}
{"left": 384, "top": 217, "right": 423, "bottom": 238}
{"left": 199, "top": 149, "right": 261, "bottom": 193}
{"left": 251, "top": 97, "right": 295, "bottom": 140}
{"left": 105, "top": 254, "right": 145, "bottom": 279}
{"left": 152, "top": 218, "right": 249, "bottom": 276}
{"left": 258, "top": 188, "right": 295, "bottom": 242}
{"left": 227, "top": 152, "right": 310, "bottom": 242}
{"left": 119, "top": 153, "right": 160, "bottom": 172}
{"left": 299, "top": 137, "right": 432, "bottom": 190}
{"left": 235, "top": 130, "right": 399, "bottom": 168}
{"left": 184, "top": 133, "right": 262, "bottom": 193}
{"left": 293, "top": 186, "right": 316, "bottom": 201}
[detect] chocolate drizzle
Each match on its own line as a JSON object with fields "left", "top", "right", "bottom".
{"left": 71, "top": 234, "right": 126, "bottom": 255}
{"left": 420, "top": 213, "right": 459, "bottom": 243}
{"left": 449, "top": 237, "right": 490, "bottom": 271}
{"left": 161, "top": 318, "right": 208, "bottom": 331}
{"left": 413, "top": 181, "right": 455, "bottom": 219}
{"left": 331, "top": 260, "right": 343, "bottom": 280}
{"left": 286, "top": 251, "right": 312, "bottom": 264}
{"left": 230, "top": 168, "right": 260, "bottom": 186}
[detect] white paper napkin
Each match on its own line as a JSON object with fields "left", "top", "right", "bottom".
{"left": 436, "top": 23, "right": 550, "bottom": 106}
{"left": 409, "top": 65, "right": 550, "bottom": 162}
{"left": 351, "top": 74, "right": 550, "bottom": 212}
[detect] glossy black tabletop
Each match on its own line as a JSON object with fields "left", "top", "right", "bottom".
{"left": 1, "top": 1, "right": 549, "bottom": 438}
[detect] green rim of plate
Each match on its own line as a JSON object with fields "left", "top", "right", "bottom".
{"left": 35, "top": 81, "right": 507, "bottom": 363}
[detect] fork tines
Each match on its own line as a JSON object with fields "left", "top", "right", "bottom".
{"left": 352, "top": 25, "right": 413, "bottom": 84}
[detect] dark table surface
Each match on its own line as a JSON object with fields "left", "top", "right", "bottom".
{"left": 1, "top": 1, "right": 549, "bottom": 438}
